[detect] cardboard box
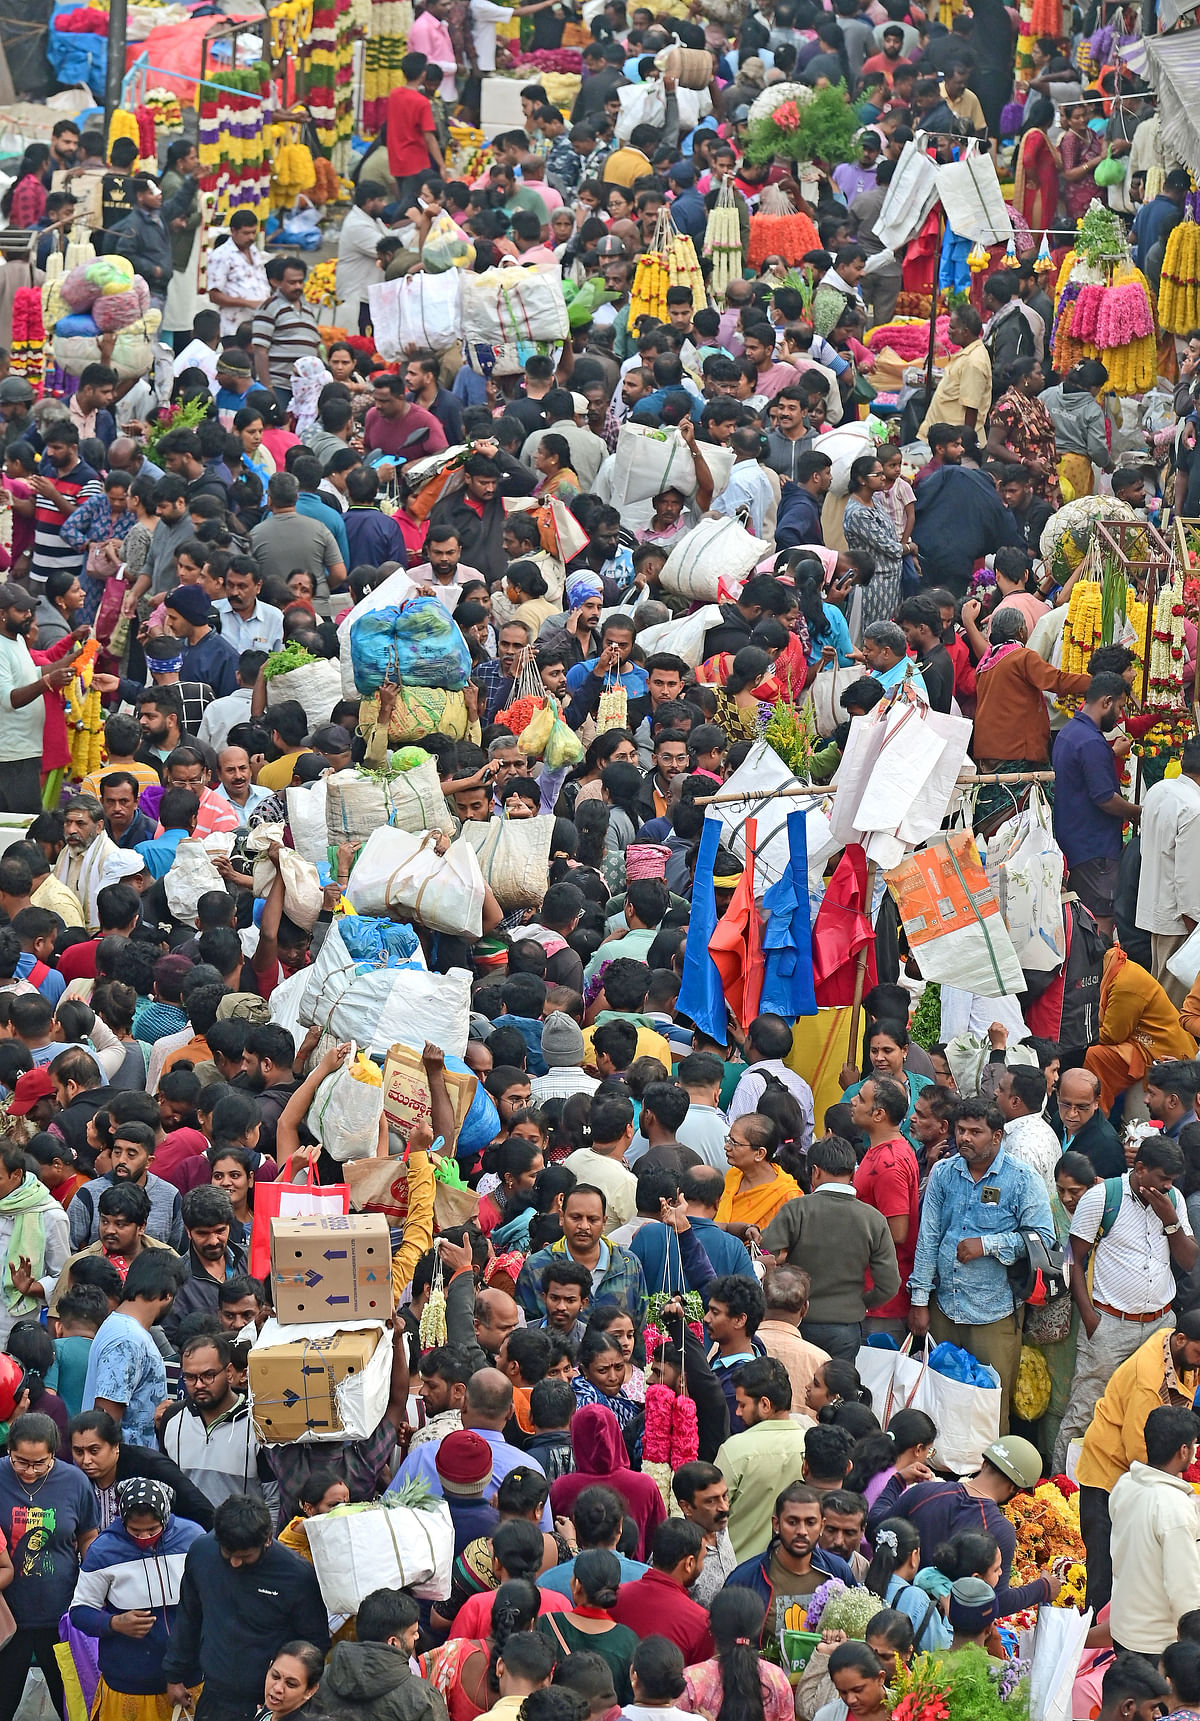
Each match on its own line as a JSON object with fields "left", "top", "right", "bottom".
{"left": 270, "top": 1212, "right": 394, "bottom": 1323}
{"left": 381, "top": 1041, "right": 477, "bottom": 1141}
{"left": 249, "top": 1322, "right": 391, "bottom": 1443}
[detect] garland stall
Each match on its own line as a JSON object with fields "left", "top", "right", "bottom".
{"left": 1158, "top": 184, "right": 1200, "bottom": 335}
{"left": 1051, "top": 201, "right": 1157, "bottom": 396}
{"left": 361, "top": 0, "right": 414, "bottom": 134}
{"left": 198, "top": 63, "right": 275, "bottom": 224}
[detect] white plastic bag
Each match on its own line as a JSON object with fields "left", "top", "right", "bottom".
{"left": 343, "top": 826, "right": 427, "bottom": 916}
{"left": 610, "top": 424, "right": 696, "bottom": 508}
{"left": 266, "top": 659, "right": 344, "bottom": 734}
{"left": 659, "top": 516, "right": 772, "bottom": 604}
{"left": 985, "top": 787, "right": 1065, "bottom": 973}
{"left": 164, "top": 837, "right": 226, "bottom": 923}
{"left": 616, "top": 79, "right": 666, "bottom": 141}
{"left": 247, "top": 825, "right": 325, "bottom": 929}
{"left": 286, "top": 781, "right": 330, "bottom": 868}
{"left": 349, "top": 827, "right": 485, "bottom": 938}
{"left": 307, "top": 1043, "right": 385, "bottom": 1162}
{"left": 366, "top": 279, "right": 402, "bottom": 361}
{"left": 1028, "top": 1598, "right": 1092, "bottom": 1721}
{"left": 806, "top": 665, "right": 864, "bottom": 738}
{"left": 907, "top": 1339, "right": 1001, "bottom": 1475}
{"left": 306, "top": 965, "right": 472, "bottom": 1059}
{"left": 397, "top": 270, "right": 464, "bottom": 352}
{"left": 1168, "top": 922, "right": 1200, "bottom": 989}
{"left": 460, "top": 815, "right": 554, "bottom": 910}
{"left": 635, "top": 604, "right": 723, "bottom": 667}
{"left": 305, "top": 1496, "right": 455, "bottom": 1612}
{"left": 462, "top": 262, "right": 569, "bottom": 346}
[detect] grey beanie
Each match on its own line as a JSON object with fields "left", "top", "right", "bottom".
{"left": 541, "top": 1010, "right": 585, "bottom": 1068}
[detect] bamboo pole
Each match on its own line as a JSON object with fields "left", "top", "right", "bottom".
{"left": 693, "top": 770, "right": 1057, "bottom": 807}
{"left": 847, "top": 860, "right": 878, "bottom": 1066}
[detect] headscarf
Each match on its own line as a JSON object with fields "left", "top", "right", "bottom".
{"left": 117, "top": 1476, "right": 174, "bottom": 1523}
{"left": 144, "top": 641, "right": 186, "bottom": 675}
{"left": 290, "top": 355, "right": 333, "bottom": 434}
{"left": 564, "top": 570, "right": 603, "bottom": 610}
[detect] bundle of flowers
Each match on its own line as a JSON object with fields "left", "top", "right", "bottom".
{"left": 642, "top": 1382, "right": 699, "bottom": 1508}
{"left": 803, "top": 1579, "right": 879, "bottom": 1637}
{"left": 1146, "top": 563, "right": 1187, "bottom": 713}
{"left": 1159, "top": 214, "right": 1200, "bottom": 332}
{"left": 1093, "top": 276, "right": 1154, "bottom": 346}
{"left": 509, "top": 47, "right": 583, "bottom": 72}
{"left": 890, "top": 1647, "right": 1029, "bottom": 1721}
{"left": 10, "top": 288, "right": 45, "bottom": 390}
{"left": 1040, "top": 496, "right": 1139, "bottom": 583}
{"left": 746, "top": 80, "right": 816, "bottom": 125}
{"left": 866, "top": 315, "right": 956, "bottom": 360}
{"left": 746, "top": 81, "right": 858, "bottom": 167}
{"left": 1002, "top": 1477, "right": 1084, "bottom": 1582}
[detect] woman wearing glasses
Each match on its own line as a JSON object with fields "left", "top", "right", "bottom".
{"left": 0, "top": 1410, "right": 97, "bottom": 1721}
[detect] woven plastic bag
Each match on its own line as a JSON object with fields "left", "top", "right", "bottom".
{"left": 164, "top": 837, "right": 226, "bottom": 922}
{"left": 462, "top": 261, "right": 570, "bottom": 345}
{"left": 659, "top": 515, "right": 772, "bottom": 603}
{"left": 265, "top": 658, "right": 344, "bottom": 733}
{"left": 397, "top": 270, "right": 464, "bottom": 349}
{"left": 308, "top": 1044, "right": 385, "bottom": 1162}
{"left": 460, "top": 815, "right": 554, "bottom": 911}
{"left": 377, "top": 830, "right": 486, "bottom": 939}
{"left": 610, "top": 424, "right": 696, "bottom": 508}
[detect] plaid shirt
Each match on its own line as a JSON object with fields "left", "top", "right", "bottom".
{"left": 546, "top": 135, "right": 581, "bottom": 192}
{"left": 516, "top": 1236, "right": 647, "bottom": 1325}
{"left": 472, "top": 656, "right": 514, "bottom": 724}
{"left": 263, "top": 1415, "right": 397, "bottom": 1524}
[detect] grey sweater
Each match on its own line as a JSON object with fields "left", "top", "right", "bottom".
{"left": 762, "top": 1183, "right": 901, "bottom": 1323}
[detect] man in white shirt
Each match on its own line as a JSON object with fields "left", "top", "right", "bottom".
{"left": 729, "top": 1013, "right": 814, "bottom": 1153}
{"left": 336, "top": 183, "right": 393, "bottom": 332}
{"left": 213, "top": 746, "right": 274, "bottom": 832}
{"left": 562, "top": 1094, "right": 639, "bottom": 1227}
{"left": 198, "top": 677, "right": 257, "bottom": 755}
{"left": 172, "top": 308, "right": 222, "bottom": 389}
{"left": 710, "top": 425, "right": 775, "bottom": 537}
{"left": 995, "top": 1065, "right": 1060, "bottom": 1201}
{"left": 0, "top": 584, "right": 73, "bottom": 812}
{"left": 214, "top": 563, "right": 284, "bottom": 655}
{"left": 1134, "top": 737, "right": 1200, "bottom": 1005}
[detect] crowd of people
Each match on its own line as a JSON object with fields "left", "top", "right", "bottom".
{"left": 0, "top": 4, "right": 1198, "bottom": 1721}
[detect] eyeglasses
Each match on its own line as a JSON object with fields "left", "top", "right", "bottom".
{"left": 182, "top": 1368, "right": 225, "bottom": 1387}
{"left": 9, "top": 1452, "right": 52, "bottom": 1472}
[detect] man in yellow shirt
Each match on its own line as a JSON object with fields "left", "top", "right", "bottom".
{"left": 939, "top": 62, "right": 987, "bottom": 136}
{"left": 918, "top": 305, "right": 992, "bottom": 439}
{"left": 256, "top": 701, "right": 312, "bottom": 792}
{"left": 1075, "top": 1316, "right": 1200, "bottom": 1612}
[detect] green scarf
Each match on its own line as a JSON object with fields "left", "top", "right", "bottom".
{"left": 0, "top": 1172, "right": 49, "bottom": 1313}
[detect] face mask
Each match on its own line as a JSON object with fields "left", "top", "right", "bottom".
{"left": 127, "top": 1529, "right": 163, "bottom": 1549}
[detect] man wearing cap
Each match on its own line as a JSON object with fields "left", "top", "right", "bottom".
{"left": 866, "top": 1435, "right": 1060, "bottom": 1616}
{"left": 531, "top": 1015, "right": 600, "bottom": 1106}
{"left": 0, "top": 584, "right": 75, "bottom": 813}
{"left": 163, "top": 587, "right": 240, "bottom": 701}
{"left": 1075, "top": 1315, "right": 1200, "bottom": 1612}
{"left": 6, "top": 1067, "right": 57, "bottom": 1135}
{"left": 666, "top": 162, "right": 707, "bottom": 244}
{"left": 436, "top": 1429, "right": 500, "bottom": 1556}
{"left": 53, "top": 796, "right": 119, "bottom": 935}
{"left": 0, "top": 1136, "right": 70, "bottom": 1345}
{"left": 0, "top": 376, "right": 36, "bottom": 450}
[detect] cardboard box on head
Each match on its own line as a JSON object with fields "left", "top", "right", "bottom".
{"left": 270, "top": 1212, "right": 394, "bottom": 1324}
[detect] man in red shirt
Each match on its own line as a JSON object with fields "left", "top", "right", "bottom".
{"left": 860, "top": 25, "right": 911, "bottom": 88}
{"left": 386, "top": 50, "right": 445, "bottom": 210}
{"left": 611, "top": 1521, "right": 714, "bottom": 1663}
{"left": 363, "top": 374, "right": 448, "bottom": 480}
{"left": 849, "top": 1076, "right": 919, "bottom": 1342}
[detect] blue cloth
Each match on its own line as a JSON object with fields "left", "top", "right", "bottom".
{"left": 1132, "top": 193, "right": 1182, "bottom": 268}
{"left": 297, "top": 490, "right": 350, "bottom": 565}
{"left": 502, "top": 1013, "right": 549, "bottom": 1077}
{"left": 885, "top": 1571, "right": 953, "bottom": 1652}
{"left": 668, "top": 188, "right": 708, "bottom": 242}
{"left": 1052, "top": 710, "right": 1123, "bottom": 866}
{"left": 677, "top": 816, "right": 726, "bottom": 1042}
{"left": 135, "top": 827, "right": 189, "bottom": 881}
{"left": 14, "top": 951, "right": 65, "bottom": 1003}
{"left": 631, "top": 1214, "right": 753, "bottom": 1291}
{"left": 540, "top": 1553, "right": 648, "bottom": 1596}
{"left": 805, "top": 603, "right": 855, "bottom": 666}
{"left": 345, "top": 506, "right": 409, "bottom": 568}
{"left": 909, "top": 1144, "right": 1055, "bottom": 1326}
{"left": 726, "top": 1541, "right": 855, "bottom": 1614}
{"left": 775, "top": 481, "right": 825, "bottom": 549}
{"left": 759, "top": 808, "right": 817, "bottom": 1020}
{"left": 938, "top": 227, "right": 973, "bottom": 295}
{"left": 180, "top": 629, "right": 239, "bottom": 700}
{"left": 565, "top": 659, "right": 649, "bottom": 700}
{"left": 70, "top": 1516, "right": 205, "bottom": 1694}
{"left": 389, "top": 1427, "right": 551, "bottom": 1529}
{"left": 51, "top": 1334, "right": 92, "bottom": 1418}
{"left": 82, "top": 1311, "right": 168, "bottom": 1448}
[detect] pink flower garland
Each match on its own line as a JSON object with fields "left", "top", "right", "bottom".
{"left": 1094, "top": 280, "right": 1154, "bottom": 346}
{"left": 643, "top": 1385, "right": 675, "bottom": 1464}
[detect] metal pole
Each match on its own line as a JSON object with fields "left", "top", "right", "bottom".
{"left": 693, "top": 770, "right": 1057, "bottom": 807}
{"left": 105, "top": 0, "right": 128, "bottom": 137}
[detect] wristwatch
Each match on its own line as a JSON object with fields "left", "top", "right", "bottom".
{"left": 1164, "top": 1221, "right": 1181, "bottom": 1235}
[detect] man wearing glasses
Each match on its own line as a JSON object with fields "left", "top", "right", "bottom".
{"left": 159, "top": 1331, "right": 277, "bottom": 1514}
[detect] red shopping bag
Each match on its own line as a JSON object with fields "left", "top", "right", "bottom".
{"left": 249, "top": 1154, "right": 350, "bottom": 1282}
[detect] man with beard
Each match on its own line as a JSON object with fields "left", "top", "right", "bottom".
{"left": 67, "top": 1120, "right": 185, "bottom": 1253}
{"left": 159, "top": 1329, "right": 275, "bottom": 1509}
{"left": 407, "top": 525, "right": 483, "bottom": 591}
{"left": 725, "top": 1481, "right": 855, "bottom": 1657}
{"left": 162, "top": 1185, "right": 247, "bottom": 1346}
{"left": 674, "top": 1463, "right": 737, "bottom": 1605}
{"left": 53, "top": 795, "right": 119, "bottom": 934}
{"left": 238, "top": 1023, "right": 302, "bottom": 1159}
{"left": 0, "top": 583, "right": 76, "bottom": 812}
{"left": 1052, "top": 672, "right": 1141, "bottom": 937}
{"left": 31, "top": 418, "right": 103, "bottom": 586}
{"left": 135, "top": 689, "right": 190, "bottom": 767}
{"left": 49, "top": 1182, "right": 178, "bottom": 1325}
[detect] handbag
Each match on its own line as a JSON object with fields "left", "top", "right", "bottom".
{"left": 85, "top": 538, "right": 122, "bottom": 578}
{"left": 248, "top": 1153, "right": 350, "bottom": 1281}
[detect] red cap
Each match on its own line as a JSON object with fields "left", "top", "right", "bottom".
{"left": 435, "top": 1430, "right": 493, "bottom": 1496}
{"left": 8, "top": 1066, "right": 54, "bottom": 1116}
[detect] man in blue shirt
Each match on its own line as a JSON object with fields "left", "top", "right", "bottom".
{"left": 293, "top": 454, "right": 351, "bottom": 566}
{"left": 1052, "top": 671, "right": 1138, "bottom": 935}
{"left": 163, "top": 586, "right": 240, "bottom": 699}
{"left": 666, "top": 163, "right": 707, "bottom": 242}
{"left": 909, "top": 1094, "right": 1055, "bottom": 1433}
{"left": 136, "top": 787, "right": 199, "bottom": 880}
{"left": 1132, "top": 169, "right": 1189, "bottom": 281}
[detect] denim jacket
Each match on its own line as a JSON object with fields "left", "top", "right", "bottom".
{"left": 909, "top": 1145, "right": 1055, "bottom": 1326}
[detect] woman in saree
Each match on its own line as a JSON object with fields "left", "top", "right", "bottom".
{"left": 715, "top": 1111, "right": 802, "bottom": 1231}
{"left": 1013, "top": 96, "right": 1061, "bottom": 234}
{"left": 983, "top": 358, "right": 1058, "bottom": 498}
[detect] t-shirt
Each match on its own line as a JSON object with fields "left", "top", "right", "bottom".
{"left": 765, "top": 1549, "right": 822, "bottom": 1651}
{"left": 386, "top": 85, "right": 437, "bottom": 178}
{"left": 52, "top": 1334, "right": 93, "bottom": 1419}
{"left": 853, "top": 1137, "right": 918, "bottom": 1320}
{"left": 0, "top": 1456, "right": 99, "bottom": 1625}
{"left": 82, "top": 1310, "right": 169, "bottom": 1449}
{"left": 33, "top": 455, "right": 102, "bottom": 584}
{"left": 363, "top": 403, "right": 449, "bottom": 459}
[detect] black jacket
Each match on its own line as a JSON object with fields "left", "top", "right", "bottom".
{"left": 427, "top": 451, "right": 537, "bottom": 585}
{"left": 912, "top": 466, "right": 1024, "bottom": 594}
{"left": 110, "top": 205, "right": 173, "bottom": 288}
{"left": 314, "top": 1643, "right": 449, "bottom": 1721}
{"left": 701, "top": 601, "right": 755, "bottom": 660}
{"left": 114, "top": 1441, "right": 215, "bottom": 1529}
{"left": 161, "top": 1535, "right": 329, "bottom": 1702}
{"left": 1051, "top": 1107, "right": 1125, "bottom": 1180}
{"left": 50, "top": 1088, "right": 109, "bottom": 1172}
{"left": 161, "top": 1239, "right": 249, "bottom": 1347}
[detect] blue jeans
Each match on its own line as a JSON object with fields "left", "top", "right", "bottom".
{"left": 801, "top": 1319, "right": 862, "bottom": 1362}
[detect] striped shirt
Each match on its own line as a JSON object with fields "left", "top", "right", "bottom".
{"left": 1070, "top": 1171, "right": 1191, "bottom": 1314}
{"left": 251, "top": 291, "right": 323, "bottom": 390}
{"left": 32, "top": 456, "right": 102, "bottom": 584}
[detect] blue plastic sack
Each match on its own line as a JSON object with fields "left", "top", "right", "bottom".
{"left": 56, "top": 313, "right": 100, "bottom": 338}
{"left": 339, "top": 915, "right": 421, "bottom": 968}
{"left": 350, "top": 595, "right": 472, "bottom": 695}
{"left": 928, "top": 1341, "right": 1000, "bottom": 1390}
{"left": 449, "top": 1052, "right": 500, "bottom": 1157}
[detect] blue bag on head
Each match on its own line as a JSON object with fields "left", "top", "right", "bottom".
{"left": 350, "top": 594, "right": 473, "bottom": 695}
{"left": 447, "top": 1052, "right": 500, "bottom": 1156}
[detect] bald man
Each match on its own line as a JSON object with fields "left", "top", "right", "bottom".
{"left": 1055, "top": 1066, "right": 1125, "bottom": 1178}
{"left": 387, "top": 1365, "right": 552, "bottom": 1525}
{"left": 106, "top": 436, "right": 164, "bottom": 484}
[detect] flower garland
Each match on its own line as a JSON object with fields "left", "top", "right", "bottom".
{"left": 197, "top": 64, "right": 273, "bottom": 222}
{"left": 1160, "top": 212, "right": 1200, "bottom": 333}
{"left": 1147, "top": 564, "right": 1187, "bottom": 714}
{"left": 641, "top": 1381, "right": 699, "bottom": 1509}
{"left": 10, "top": 288, "right": 45, "bottom": 390}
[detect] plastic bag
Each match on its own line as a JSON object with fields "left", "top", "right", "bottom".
{"left": 266, "top": 659, "right": 344, "bottom": 733}
{"left": 398, "top": 270, "right": 464, "bottom": 350}
{"left": 350, "top": 595, "right": 472, "bottom": 695}
{"left": 518, "top": 700, "right": 556, "bottom": 759}
{"left": 460, "top": 816, "right": 554, "bottom": 911}
{"left": 164, "top": 837, "right": 226, "bottom": 923}
{"left": 308, "top": 1045, "right": 385, "bottom": 1162}
{"left": 984, "top": 788, "right": 1065, "bottom": 974}
{"left": 544, "top": 716, "right": 584, "bottom": 768}
{"left": 462, "top": 262, "right": 570, "bottom": 346}
{"left": 247, "top": 825, "right": 325, "bottom": 929}
{"left": 423, "top": 213, "right": 475, "bottom": 274}
{"left": 659, "top": 516, "right": 772, "bottom": 604}
{"left": 373, "top": 830, "right": 486, "bottom": 939}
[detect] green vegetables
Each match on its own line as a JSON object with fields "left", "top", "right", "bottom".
{"left": 325, "top": 1477, "right": 441, "bottom": 1516}
{"left": 909, "top": 982, "right": 941, "bottom": 1049}
{"left": 390, "top": 746, "right": 431, "bottom": 772}
{"left": 1075, "top": 202, "right": 1126, "bottom": 268}
{"left": 262, "top": 642, "right": 320, "bottom": 680}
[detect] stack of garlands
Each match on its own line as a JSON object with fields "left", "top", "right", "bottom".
{"left": 1146, "top": 563, "right": 1188, "bottom": 715}
{"left": 748, "top": 181, "right": 820, "bottom": 268}
{"left": 9, "top": 288, "right": 45, "bottom": 389}
{"left": 1159, "top": 204, "right": 1200, "bottom": 334}
{"left": 269, "top": 132, "right": 317, "bottom": 209}
{"left": 629, "top": 206, "right": 679, "bottom": 328}
{"left": 642, "top": 1381, "right": 699, "bottom": 1510}
{"left": 703, "top": 181, "right": 743, "bottom": 299}
{"left": 66, "top": 639, "right": 103, "bottom": 782}
{"left": 307, "top": 0, "right": 356, "bottom": 149}
{"left": 1002, "top": 1476, "right": 1084, "bottom": 1583}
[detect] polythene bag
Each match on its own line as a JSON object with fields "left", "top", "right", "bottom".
{"left": 984, "top": 787, "right": 1066, "bottom": 974}
{"left": 249, "top": 1155, "right": 350, "bottom": 1280}
{"left": 398, "top": 270, "right": 464, "bottom": 350}
{"left": 308, "top": 1045, "right": 385, "bottom": 1163}
{"left": 462, "top": 262, "right": 570, "bottom": 346}
{"left": 422, "top": 213, "right": 475, "bottom": 273}
{"left": 266, "top": 659, "right": 344, "bottom": 733}
{"left": 460, "top": 816, "right": 554, "bottom": 911}
{"left": 350, "top": 595, "right": 472, "bottom": 695}
{"left": 305, "top": 1497, "right": 455, "bottom": 1612}
{"left": 247, "top": 824, "right": 325, "bottom": 930}
{"left": 908, "top": 1337, "right": 1001, "bottom": 1474}
{"left": 659, "top": 516, "right": 772, "bottom": 604}
{"left": 610, "top": 424, "right": 696, "bottom": 508}
{"left": 635, "top": 604, "right": 724, "bottom": 667}
{"left": 378, "top": 830, "right": 486, "bottom": 940}
{"left": 164, "top": 837, "right": 226, "bottom": 923}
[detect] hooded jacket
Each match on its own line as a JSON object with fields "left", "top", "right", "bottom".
{"left": 1109, "top": 1460, "right": 1200, "bottom": 1654}
{"left": 548, "top": 1403, "right": 667, "bottom": 1559}
{"left": 315, "top": 1641, "right": 450, "bottom": 1721}
{"left": 1039, "top": 382, "right": 1110, "bottom": 465}
{"left": 911, "top": 465, "right": 1023, "bottom": 593}
{"left": 70, "top": 1515, "right": 206, "bottom": 1693}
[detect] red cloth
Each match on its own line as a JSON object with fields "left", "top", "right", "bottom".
{"left": 57, "top": 940, "right": 99, "bottom": 984}
{"left": 901, "top": 205, "right": 939, "bottom": 296}
{"left": 450, "top": 1584, "right": 570, "bottom": 1640}
{"left": 386, "top": 85, "right": 437, "bottom": 178}
{"left": 709, "top": 817, "right": 764, "bottom": 1031}
{"left": 811, "top": 842, "right": 877, "bottom": 1007}
{"left": 548, "top": 1404, "right": 667, "bottom": 1560}
{"left": 30, "top": 634, "right": 82, "bottom": 772}
{"left": 610, "top": 1568, "right": 714, "bottom": 1663}
{"left": 854, "top": 1135, "right": 919, "bottom": 1319}
{"left": 152, "top": 1127, "right": 212, "bottom": 1193}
